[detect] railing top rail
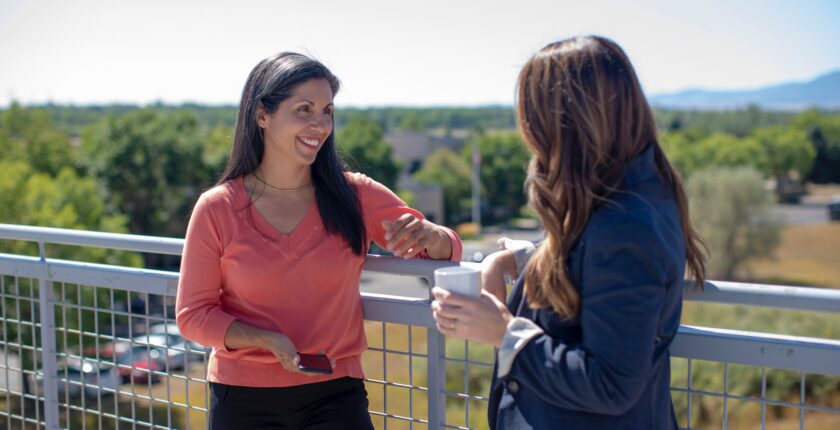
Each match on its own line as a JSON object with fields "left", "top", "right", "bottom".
{"left": 684, "top": 281, "right": 840, "bottom": 314}
{"left": 2, "top": 224, "right": 839, "bottom": 314}
{"left": 0, "top": 223, "right": 184, "bottom": 255}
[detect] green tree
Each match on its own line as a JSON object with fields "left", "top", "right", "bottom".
{"left": 413, "top": 149, "right": 472, "bottom": 225}
{"left": 0, "top": 160, "right": 139, "bottom": 265}
{"left": 398, "top": 112, "right": 426, "bottom": 132}
{"left": 334, "top": 106, "right": 516, "bottom": 131}
{"left": 81, "top": 109, "right": 212, "bottom": 238}
{"left": 462, "top": 132, "right": 529, "bottom": 223}
{"left": 697, "top": 133, "right": 767, "bottom": 170}
{"left": 0, "top": 103, "right": 137, "bottom": 264}
{"left": 653, "top": 106, "right": 796, "bottom": 137}
{"left": 0, "top": 103, "right": 76, "bottom": 176}
{"left": 660, "top": 131, "right": 699, "bottom": 177}
{"left": 794, "top": 110, "right": 840, "bottom": 183}
{"left": 749, "top": 126, "right": 815, "bottom": 180}
{"left": 687, "top": 166, "right": 781, "bottom": 279}
{"left": 661, "top": 132, "right": 768, "bottom": 179}
{"left": 336, "top": 118, "right": 401, "bottom": 189}
{"left": 204, "top": 123, "right": 233, "bottom": 179}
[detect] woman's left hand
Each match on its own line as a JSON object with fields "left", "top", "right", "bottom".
{"left": 431, "top": 287, "right": 513, "bottom": 347}
{"left": 382, "top": 214, "right": 451, "bottom": 259}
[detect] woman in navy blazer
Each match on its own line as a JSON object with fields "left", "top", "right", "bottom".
{"left": 431, "top": 36, "right": 707, "bottom": 429}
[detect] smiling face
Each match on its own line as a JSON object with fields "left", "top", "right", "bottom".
{"left": 257, "top": 78, "right": 335, "bottom": 170}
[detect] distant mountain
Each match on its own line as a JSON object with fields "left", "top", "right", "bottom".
{"left": 649, "top": 70, "right": 840, "bottom": 110}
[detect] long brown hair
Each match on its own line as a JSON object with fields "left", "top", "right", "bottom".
{"left": 517, "top": 36, "right": 706, "bottom": 318}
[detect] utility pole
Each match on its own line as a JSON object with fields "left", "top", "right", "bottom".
{"left": 471, "top": 130, "right": 481, "bottom": 234}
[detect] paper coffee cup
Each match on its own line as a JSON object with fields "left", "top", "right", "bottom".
{"left": 434, "top": 266, "right": 481, "bottom": 297}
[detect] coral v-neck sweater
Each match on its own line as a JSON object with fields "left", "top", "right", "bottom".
{"left": 176, "top": 173, "right": 462, "bottom": 387}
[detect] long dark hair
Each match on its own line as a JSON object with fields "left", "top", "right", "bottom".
{"left": 218, "top": 52, "right": 366, "bottom": 255}
{"left": 517, "top": 36, "right": 706, "bottom": 317}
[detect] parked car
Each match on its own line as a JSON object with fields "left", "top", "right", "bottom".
{"left": 150, "top": 322, "right": 211, "bottom": 360}
{"left": 775, "top": 178, "right": 808, "bottom": 204}
{"left": 99, "top": 341, "right": 166, "bottom": 384}
{"left": 31, "top": 357, "right": 120, "bottom": 398}
{"left": 829, "top": 196, "right": 840, "bottom": 221}
{"left": 131, "top": 333, "right": 188, "bottom": 370}
{"left": 142, "top": 322, "right": 210, "bottom": 365}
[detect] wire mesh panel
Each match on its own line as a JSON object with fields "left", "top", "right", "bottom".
{"left": 363, "top": 321, "right": 431, "bottom": 429}
{"left": 0, "top": 274, "right": 47, "bottom": 429}
{"left": 435, "top": 341, "right": 840, "bottom": 430}
{"left": 0, "top": 274, "right": 214, "bottom": 430}
{"left": 671, "top": 357, "right": 840, "bottom": 429}
{"left": 0, "top": 276, "right": 836, "bottom": 430}
{"left": 441, "top": 340, "right": 494, "bottom": 430}
{"left": 48, "top": 283, "right": 212, "bottom": 430}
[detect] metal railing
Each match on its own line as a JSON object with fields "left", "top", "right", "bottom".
{"left": 0, "top": 224, "right": 838, "bottom": 429}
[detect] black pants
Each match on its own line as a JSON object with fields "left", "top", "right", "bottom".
{"left": 209, "top": 377, "right": 374, "bottom": 430}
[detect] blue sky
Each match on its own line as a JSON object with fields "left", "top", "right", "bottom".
{"left": 1, "top": 0, "right": 838, "bottom": 107}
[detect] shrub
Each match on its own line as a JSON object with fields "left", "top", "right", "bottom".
{"left": 687, "top": 166, "right": 782, "bottom": 279}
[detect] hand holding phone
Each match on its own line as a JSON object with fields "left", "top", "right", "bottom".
{"left": 297, "top": 353, "right": 333, "bottom": 374}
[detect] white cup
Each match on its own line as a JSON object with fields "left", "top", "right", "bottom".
{"left": 434, "top": 266, "right": 481, "bottom": 297}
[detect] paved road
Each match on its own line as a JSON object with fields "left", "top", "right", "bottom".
{"left": 772, "top": 203, "right": 830, "bottom": 225}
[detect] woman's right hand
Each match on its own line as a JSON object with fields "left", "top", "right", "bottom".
{"left": 265, "top": 332, "right": 301, "bottom": 373}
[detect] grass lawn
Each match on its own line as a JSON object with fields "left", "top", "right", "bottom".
{"left": 739, "top": 223, "right": 840, "bottom": 290}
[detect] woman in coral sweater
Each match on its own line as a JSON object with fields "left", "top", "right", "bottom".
{"left": 176, "top": 52, "right": 462, "bottom": 429}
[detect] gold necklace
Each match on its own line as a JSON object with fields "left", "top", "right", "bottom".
{"left": 253, "top": 173, "right": 313, "bottom": 191}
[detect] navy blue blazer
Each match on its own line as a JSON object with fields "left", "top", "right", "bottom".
{"left": 488, "top": 145, "right": 686, "bottom": 429}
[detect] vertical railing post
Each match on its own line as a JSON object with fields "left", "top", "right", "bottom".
{"left": 426, "top": 327, "right": 446, "bottom": 429}
{"left": 37, "top": 242, "right": 60, "bottom": 429}
{"left": 424, "top": 271, "right": 448, "bottom": 430}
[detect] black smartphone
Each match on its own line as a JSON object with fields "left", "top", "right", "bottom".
{"left": 298, "top": 353, "right": 333, "bottom": 374}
